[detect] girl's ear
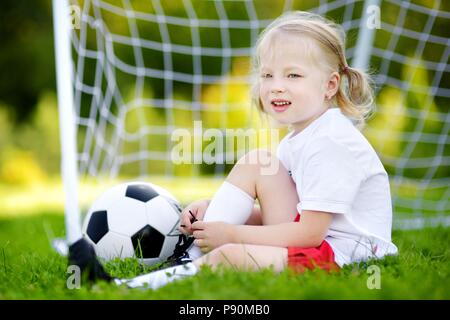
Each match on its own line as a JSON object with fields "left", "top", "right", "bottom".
{"left": 325, "top": 71, "right": 340, "bottom": 99}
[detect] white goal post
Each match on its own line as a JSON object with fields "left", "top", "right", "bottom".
{"left": 53, "top": 0, "right": 82, "bottom": 244}
{"left": 53, "top": 0, "right": 450, "bottom": 247}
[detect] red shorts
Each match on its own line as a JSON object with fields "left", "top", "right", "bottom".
{"left": 287, "top": 213, "right": 340, "bottom": 273}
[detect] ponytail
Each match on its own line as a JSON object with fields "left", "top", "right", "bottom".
{"left": 335, "top": 66, "right": 375, "bottom": 128}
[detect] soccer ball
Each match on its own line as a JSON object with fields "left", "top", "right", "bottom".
{"left": 82, "top": 181, "right": 183, "bottom": 266}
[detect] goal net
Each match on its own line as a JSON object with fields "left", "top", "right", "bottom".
{"left": 53, "top": 0, "right": 450, "bottom": 243}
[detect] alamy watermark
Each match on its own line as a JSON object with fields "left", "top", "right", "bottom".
{"left": 68, "top": 5, "right": 81, "bottom": 30}
{"left": 366, "top": 264, "right": 381, "bottom": 289}
{"left": 366, "top": 5, "right": 381, "bottom": 30}
{"left": 67, "top": 265, "right": 81, "bottom": 289}
{"left": 170, "top": 121, "right": 281, "bottom": 175}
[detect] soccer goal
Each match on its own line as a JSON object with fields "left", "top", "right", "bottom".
{"left": 52, "top": 0, "right": 450, "bottom": 245}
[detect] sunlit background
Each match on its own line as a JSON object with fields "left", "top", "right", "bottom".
{"left": 0, "top": 0, "right": 448, "bottom": 231}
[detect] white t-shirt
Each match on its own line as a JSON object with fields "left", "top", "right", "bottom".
{"left": 276, "top": 107, "right": 398, "bottom": 267}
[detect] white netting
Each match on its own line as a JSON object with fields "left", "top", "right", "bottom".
{"left": 66, "top": 0, "right": 449, "bottom": 228}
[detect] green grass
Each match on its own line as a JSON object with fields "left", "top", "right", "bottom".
{"left": 0, "top": 213, "right": 449, "bottom": 299}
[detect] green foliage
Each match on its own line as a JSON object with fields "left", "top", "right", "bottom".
{"left": 0, "top": 213, "right": 449, "bottom": 299}
{"left": 365, "top": 56, "right": 448, "bottom": 180}
{"left": 15, "top": 91, "right": 61, "bottom": 175}
{"left": 0, "top": 0, "right": 55, "bottom": 123}
{"left": 0, "top": 107, "right": 12, "bottom": 149}
{"left": 0, "top": 148, "right": 47, "bottom": 185}
{"left": 0, "top": 92, "right": 60, "bottom": 184}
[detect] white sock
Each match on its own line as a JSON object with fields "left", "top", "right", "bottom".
{"left": 115, "top": 262, "right": 198, "bottom": 290}
{"left": 188, "top": 181, "right": 255, "bottom": 260}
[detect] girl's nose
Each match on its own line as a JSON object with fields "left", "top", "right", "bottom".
{"left": 271, "top": 85, "right": 286, "bottom": 93}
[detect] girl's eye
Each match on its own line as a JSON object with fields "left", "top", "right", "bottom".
{"left": 261, "top": 73, "right": 272, "bottom": 78}
{"left": 288, "top": 73, "right": 302, "bottom": 78}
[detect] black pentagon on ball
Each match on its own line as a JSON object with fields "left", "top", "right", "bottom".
{"left": 131, "top": 225, "right": 165, "bottom": 258}
{"left": 125, "top": 184, "right": 159, "bottom": 203}
{"left": 86, "top": 210, "right": 109, "bottom": 244}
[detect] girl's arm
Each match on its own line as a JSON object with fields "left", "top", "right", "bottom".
{"left": 244, "top": 204, "right": 263, "bottom": 225}
{"left": 233, "top": 210, "right": 333, "bottom": 248}
{"left": 192, "top": 210, "right": 333, "bottom": 251}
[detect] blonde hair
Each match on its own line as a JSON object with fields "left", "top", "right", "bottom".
{"left": 251, "top": 11, "right": 375, "bottom": 128}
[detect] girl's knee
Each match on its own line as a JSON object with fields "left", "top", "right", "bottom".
{"left": 235, "top": 149, "right": 282, "bottom": 175}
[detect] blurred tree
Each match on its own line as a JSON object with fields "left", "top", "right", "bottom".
{"left": 0, "top": 0, "right": 55, "bottom": 123}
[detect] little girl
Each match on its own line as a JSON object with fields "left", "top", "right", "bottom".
{"left": 69, "top": 11, "right": 398, "bottom": 289}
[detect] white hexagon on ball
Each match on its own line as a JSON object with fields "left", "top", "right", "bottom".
{"left": 95, "top": 231, "right": 134, "bottom": 261}
{"left": 107, "top": 197, "right": 148, "bottom": 237}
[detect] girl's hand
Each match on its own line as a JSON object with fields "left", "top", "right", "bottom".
{"left": 191, "top": 221, "right": 236, "bottom": 253}
{"left": 178, "top": 199, "right": 210, "bottom": 235}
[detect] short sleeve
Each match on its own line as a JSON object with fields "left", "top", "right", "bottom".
{"left": 297, "top": 137, "right": 365, "bottom": 215}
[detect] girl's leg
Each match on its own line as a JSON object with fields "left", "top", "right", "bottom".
{"left": 226, "top": 149, "right": 299, "bottom": 225}
{"left": 187, "top": 149, "right": 298, "bottom": 260}
{"left": 194, "top": 243, "right": 288, "bottom": 273}
{"left": 116, "top": 154, "right": 298, "bottom": 289}
{"left": 114, "top": 244, "right": 288, "bottom": 290}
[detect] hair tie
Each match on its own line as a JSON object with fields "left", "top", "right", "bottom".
{"left": 340, "top": 66, "right": 349, "bottom": 74}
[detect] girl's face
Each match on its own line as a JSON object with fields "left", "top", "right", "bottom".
{"left": 259, "top": 32, "right": 336, "bottom": 133}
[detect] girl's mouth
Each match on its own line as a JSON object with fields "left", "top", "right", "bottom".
{"left": 271, "top": 100, "right": 292, "bottom": 112}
